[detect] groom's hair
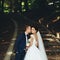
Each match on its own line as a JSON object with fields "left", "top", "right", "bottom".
{"left": 24, "top": 24, "right": 31, "bottom": 31}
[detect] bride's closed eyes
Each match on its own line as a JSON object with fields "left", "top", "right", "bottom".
{"left": 32, "top": 27, "right": 36, "bottom": 34}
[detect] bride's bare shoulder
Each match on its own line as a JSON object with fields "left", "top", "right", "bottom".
{"left": 29, "top": 34, "right": 34, "bottom": 40}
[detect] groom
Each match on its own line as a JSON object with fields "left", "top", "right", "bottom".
{"left": 14, "top": 24, "right": 31, "bottom": 60}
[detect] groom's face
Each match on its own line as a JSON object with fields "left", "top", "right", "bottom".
{"left": 27, "top": 26, "right": 31, "bottom": 33}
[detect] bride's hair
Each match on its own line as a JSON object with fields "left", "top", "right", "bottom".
{"left": 31, "top": 24, "right": 38, "bottom": 32}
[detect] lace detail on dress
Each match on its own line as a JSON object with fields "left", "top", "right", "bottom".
{"left": 30, "top": 35, "right": 37, "bottom": 46}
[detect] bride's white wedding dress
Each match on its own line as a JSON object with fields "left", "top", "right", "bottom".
{"left": 24, "top": 31, "right": 48, "bottom": 60}
{"left": 24, "top": 35, "right": 42, "bottom": 60}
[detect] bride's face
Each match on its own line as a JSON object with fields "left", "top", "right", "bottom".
{"left": 32, "top": 27, "right": 36, "bottom": 34}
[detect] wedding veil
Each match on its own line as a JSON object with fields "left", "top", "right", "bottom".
{"left": 37, "top": 31, "right": 48, "bottom": 60}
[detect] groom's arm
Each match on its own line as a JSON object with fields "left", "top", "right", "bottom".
{"left": 14, "top": 34, "right": 23, "bottom": 53}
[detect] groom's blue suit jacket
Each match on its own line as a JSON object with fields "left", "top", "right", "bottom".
{"left": 15, "top": 32, "right": 26, "bottom": 54}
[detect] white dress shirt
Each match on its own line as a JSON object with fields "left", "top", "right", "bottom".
{"left": 25, "top": 32, "right": 28, "bottom": 46}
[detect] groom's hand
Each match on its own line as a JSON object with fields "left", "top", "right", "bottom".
{"left": 25, "top": 46, "right": 30, "bottom": 52}
{"left": 26, "top": 46, "right": 29, "bottom": 50}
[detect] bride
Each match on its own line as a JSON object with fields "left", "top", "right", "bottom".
{"left": 24, "top": 26, "right": 48, "bottom": 60}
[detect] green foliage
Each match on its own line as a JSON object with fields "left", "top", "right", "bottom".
{"left": 0, "top": 0, "right": 47, "bottom": 13}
